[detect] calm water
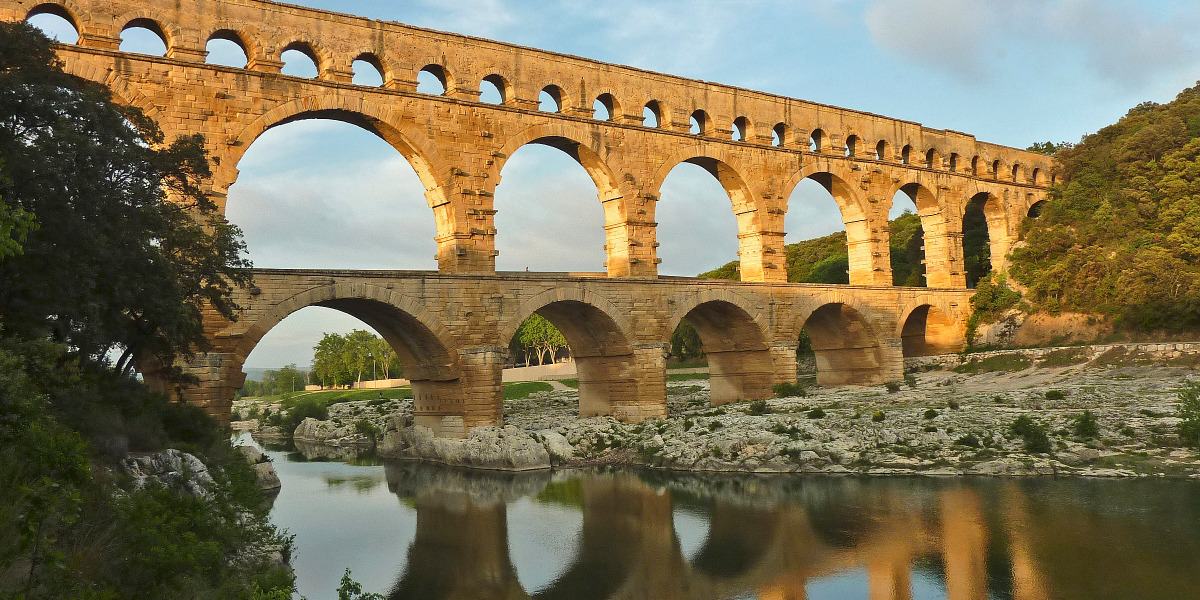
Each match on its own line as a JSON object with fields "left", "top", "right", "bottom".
{"left": 235, "top": 435, "right": 1200, "bottom": 600}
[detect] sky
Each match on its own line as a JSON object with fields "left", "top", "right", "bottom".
{"left": 29, "top": 0, "right": 1200, "bottom": 370}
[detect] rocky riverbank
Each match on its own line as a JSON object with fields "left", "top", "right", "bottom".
{"left": 246, "top": 349, "right": 1200, "bottom": 478}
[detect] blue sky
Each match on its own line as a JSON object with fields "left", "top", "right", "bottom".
{"left": 30, "top": 0, "right": 1200, "bottom": 369}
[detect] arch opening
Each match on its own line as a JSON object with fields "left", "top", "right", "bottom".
{"left": 592, "top": 93, "right": 617, "bottom": 121}
{"left": 206, "top": 30, "right": 249, "bottom": 68}
{"left": 900, "top": 144, "right": 912, "bottom": 165}
{"left": 492, "top": 137, "right": 610, "bottom": 272}
{"left": 351, "top": 54, "right": 385, "bottom": 87}
{"left": 732, "top": 116, "right": 750, "bottom": 142}
{"left": 963, "top": 192, "right": 1005, "bottom": 288}
{"left": 971, "top": 156, "right": 980, "bottom": 176}
{"left": 689, "top": 110, "right": 708, "bottom": 135}
{"left": 800, "top": 303, "right": 884, "bottom": 387}
{"left": 783, "top": 172, "right": 870, "bottom": 284}
{"left": 809, "top": 129, "right": 824, "bottom": 152}
{"left": 845, "top": 135, "right": 858, "bottom": 157}
{"left": 674, "top": 300, "right": 772, "bottom": 407}
{"left": 539, "top": 86, "right": 564, "bottom": 113}
{"left": 119, "top": 18, "right": 168, "bottom": 56}
{"left": 416, "top": 65, "right": 448, "bottom": 95}
{"left": 1027, "top": 199, "right": 1047, "bottom": 218}
{"left": 925, "top": 148, "right": 939, "bottom": 169}
{"left": 280, "top": 43, "right": 319, "bottom": 78}
{"left": 643, "top": 101, "right": 662, "bottom": 127}
{"left": 772, "top": 123, "right": 786, "bottom": 147}
{"left": 890, "top": 185, "right": 926, "bottom": 287}
{"left": 225, "top": 116, "right": 438, "bottom": 271}
{"left": 480, "top": 74, "right": 507, "bottom": 104}
{"left": 25, "top": 5, "right": 79, "bottom": 43}
{"left": 901, "top": 305, "right": 963, "bottom": 357}
{"left": 949, "top": 152, "right": 959, "bottom": 172}
{"left": 876, "top": 140, "right": 888, "bottom": 161}
{"left": 656, "top": 159, "right": 745, "bottom": 277}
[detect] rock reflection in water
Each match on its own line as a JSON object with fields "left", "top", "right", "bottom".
{"left": 379, "top": 465, "right": 1200, "bottom": 600}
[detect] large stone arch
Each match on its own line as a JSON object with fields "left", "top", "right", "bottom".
{"left": 961, "top": 189, "right": 1012, "bottom": 282}
{"left": 667, "top": 288, "right": 774, "bottom": 406}
{"left": 502, "top": 287, "right": 640, "bottom": 418}
{"left": 650, "top": 146, "right": 773, "bottom": 282}
{"left": 783, "top": 164, "right": 882, "bottom": 285}
{"left": 888, "top": 180, "right": 959, "bottom": 288}
{"left": 794, "top": 294, "right": 889, "bottom": 386}
{"left": 897, "top": 300, "right": 965, "bottom": 357}
{"left": 489, "top": 123, "right": 628, "bottom": 274}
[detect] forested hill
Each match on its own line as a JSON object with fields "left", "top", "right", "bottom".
{"left": 699, "top": 210, "right": 926, "bottom": 286}
{"left": 1009, "top": 83, "right": 1200, "bottom": 330}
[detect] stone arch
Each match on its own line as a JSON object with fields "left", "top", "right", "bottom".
{"left": 772, "top": 122, "right": 787, "bottom": 147}
{"left": 118, "top": 14, "right": 175, "bottom": 55}
{"left": 650, "top": 147, "right": 769, "bottom": 281}
{"left": 592, "top": 91, "right": 620, "bottom": 121}
{"left": 876, "top": 139, "right": 890, "bottom": 161}
{"left": 503, "top": 288, "right": 640, "bottom": 418}
{"left": 925, "top": 147, "right": 941, "bottom": 169}
{"left": 643, "top": 99, "right": 666, "bottom": 128}
{"left": 962, "top": 190, "right": 1011, "bottom": 285}
{"left": 95, "top": 71, "right": 163, "bottom": 124}
{"left": 24, "top": 2, "right": 82, "bottom": 41}
{"left": 207, "top": 28, "right": 258, "bottom": 68}
{"left": 278, "top": 39, "right": 327, "bottom": 77}
{"left": 732, "top": 116, "right": 751, "bottom": 142}
{"left": 890, "top": 181, "right": 956, "bottom": 288}
{"left": 668, "top": 289, "right": 773, "bottom": 406}
{"left": 479, "top": 71, "right": 512, "bottom": 104}
{"left": 350, "top": 51, "right": 389, "bottom": 87}
{"left": 844, "top": 134, "right": 860, "bottom": 157}
{"left": 690, "top": 109, "right": 711, "bottom": 135}
{"left": 539, "top": 83, "right": 567, "bottom": 112}
{"left": 898, "top": 301, "right": 965, "bottom": 357}
{"left": 809, "top": 128, "right": 825, "bottom": 152}
{"left": 783, "top": 165, "right": 875, "bottom": 285}
{"left": 417, "top": 63, "right": 452, "bottom": 95}
{"left": 795, "top": 296, "right": 887, "bottom": 386}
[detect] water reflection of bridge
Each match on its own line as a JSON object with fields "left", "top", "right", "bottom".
{"left": 382, "top": 465, "right": 1052, "bottom": 600}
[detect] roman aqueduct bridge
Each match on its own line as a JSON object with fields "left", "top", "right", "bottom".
{"left": 4, "top": 0, "right": 1055, "bottom": 434}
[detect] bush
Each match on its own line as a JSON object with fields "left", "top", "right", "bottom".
{"left": 807, "top": 407, "right": 826, "bottom": 419}
{"left": 772, "top": 381, "right": 806, "bottom": 398}
{"left": 955, "top": 433, "right": 982, "bottom": 448}
{"left": 923, "top": 408, "right": 939, "bottom": 420}
{"left": 354, "top": 419, "right": 381, "bottom": 441}
{"left": 746, "top": 399, "right": 771, "bottom": 415}
{"left": 1045, "top": 389, "right": 1066, "bottom": 400}
{"left": 884, "top": 381, "right": 901, "bottom": 393}
{"left": 904, "top": 373, "right": 917, "bottom": 388}
{"left": 947, "top": 399, "right": 960, "bottom": 410}
{"left": 1010, "top": 415, "right": 1053, "bottom": 453}
{"left": 871, "top": 411, "right": 886, "bottom": 423}
{"left": 708, "top": 420, "right": 724, "bottom": 431}
{"left": 1072, "top": 410, "right": 1101, "bottom": 438}
{"left": 1178, "top": 381, "right": 1200, "bottom": 447}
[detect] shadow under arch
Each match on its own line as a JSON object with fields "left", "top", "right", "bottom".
{"left": 234, "top": 282, "right": 462, "bottom": 431}
{"left": 667, "top": 290, "right": 772, "bottom": 406}
{"left": 652, "top": 148, "right": 763, "bottom": 282}
{"left": 899, "top": 302, "right": 964, "bottom": 357}
{"left": 963, "top": 191, "right": 1010, "bottom": 287}
{"left": 797, "top": 300, "right": 885, "bottom": 386}
{"left": 502, "top": 289, "right": 639, "bottom": 418}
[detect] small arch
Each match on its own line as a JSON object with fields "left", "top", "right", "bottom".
{"left": 1011, "top": 163, "right": 1022, "bottom": 183}
{"left": 900, "top": 144, "right": 912, "bottom": 165}
{"left": 120, "top": 18, "right": 169, "bottom": 56}
{"left": 875, "top": 140, "right": 888, "bottom": 161}
{"left": 772, "top": 122, "right": 787, "bottom": 147}
{"left": 417, "top": 64, "right": 449, "bottom": 95}
{"left": 809, "top": 129, "right": 824, "bottom": 152}
{"left": 1030, "top": 167, "right": 1041, "bottom": 185}
{"left": 1027, "top": 199, "right": 1047, "bottom": 218}
{"left": 480, "top": 74, "right": 507, "bottom": 104}
{"left": 732, "top": 116, "right": 750, "bottom": 142}
{"left": 991, "top": 159, "right": 1002, "bottom": 179}
{"left": 689, "top": 109, "right": 709, "bottom": 135}
{"left": 1050, "top": 172, "right": 1059, "bottom": 185}
{"left": 25, "top": 4, "right": 80, "bottom": 44}
{"left": 206, "top": 30, "right": 249, "bottom": 68}
{"left": 351, "top": 53, "right": 386, "bottom": 87}
{"left": 799, "top": 302, "right": 884, "bottom": 387}
{"left": 593, "top": 93, "right": 618, "bottom": 121}
{"left": 971, "top": 155, "right": 980, "bottom": 176}
{"left": 844, "top": 135, "right": 858, "bottom": 157}
{"left": 900, "top": 304, "right": 964, "bottom": 357}
{"left": 280, "top": 41, "right": 320, "bottom": 78}
{"left": 643, "top": 100, "right": 663, "bottom": 127}
{"left": 540, "top": 85, "right": 564, "bottom": 113}
{"left": 925, "top": 148, "right": 939, "bottom": 169}
{"left": 949, "top": 153, "right": 959, "bottom": 172}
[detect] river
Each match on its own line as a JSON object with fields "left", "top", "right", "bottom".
{"left": 235, "top": 434, "right": 1200, "bottom": 600}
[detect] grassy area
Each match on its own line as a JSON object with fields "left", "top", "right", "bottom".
{"left": 953, "top": 354, "right": 1033, "bottom": 374}
{"left": 668, "top": 372, "right": 710, "bottom": 382}
{"left": 242, "top": 387, "right": 412, "bottom": 407}
{"left": 558, "top": 378, "right": 579, "bottom": 388}
{"left": 1037, "top": 347, "right": 1090, "bottom": 368}
{"left": 503, "top": 381, "right": 554, "bottom": 400}
{"left": 666, "top": 357, "right": 709, "bottom": 369}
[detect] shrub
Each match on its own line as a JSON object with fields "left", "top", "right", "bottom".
{"left": 1072, "top": 410, "right": 1101, "bottom": 438}
{"left": 683, "top": 418, "right": 694, "bottom": 431}
{"left": 807, "top": 407, "right": 826, "bottom": 419}
{"left": 1178, "top": 381, "right": 1200, "bottom": 447}
{"left": 884, "top": 381, "right": 901, "bottom": 393}
{"left": 904, "top": 373, "right": 918, "bottom": 388}
{"left": 708, "top": 420, "right": 724, "bottom": 431}
{"left": 947, "top": 399, "right": 960, "bottom": 410}
{"left": 231, "top": 409, "right": 243, "bottom": 422}
{"left": 923, "top": 408, "right": 939, "bottom": 420}
{"left": 746, "top": 399, "right": 771, "bottom": 415}
{"left": 955, "top": 433, "right": 982, "bottom": 448}
{"left": 923, "top": 426, "right": 938, "bottom": 433}
{"left": 1120, "top": 424, "right": 1136, "bottom": 437}
{"left": 1010, "top": 415, "right": 1052, "bottom": 453}
{"left": 772, "top": 381, "right": 806, "bottom": 398}
{"left": 1045, "top": 389, "right": 1066, "bottom": 400}
{"left": 247, "top": 405, "right": 260, "bottom": 419}
{"left": 711, "top": 445, "right": 724, "bottom": 458}
{"left": 354, "top": 419, "right": 381, "bottom": 441}
{"left": 871, "top": 411, "right": 886, "bottom": 423}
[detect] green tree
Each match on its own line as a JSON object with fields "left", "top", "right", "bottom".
{"left": 670, "top": 320, "right": 703, "bottom": 358}
{"left": 0, "top": 22, "right": 252, "bottom": 378}
{"left": 276, "top": 364, "right": 306, "bottom": 395}
{"left": 313, "top": 332, "right": 349, "bottom": 388}
{"left": 343, "top": 329, "right": 377, "bottom": 383}
{"left": 515, "top": 314, "right": 569, "bottom": 365}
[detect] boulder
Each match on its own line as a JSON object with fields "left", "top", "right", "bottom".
{"left": 122, "top": 449, "right": 215, "bottom": 499}
{"left": 385, "top": 425, "right": 551, "bottom": 471}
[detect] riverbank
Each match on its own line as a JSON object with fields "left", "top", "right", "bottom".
{"left": 243, "top": 347, "right": 1200, "bottom": 478}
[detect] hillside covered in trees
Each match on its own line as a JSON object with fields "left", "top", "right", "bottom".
{"left": 1009, "top": 83, "right": 1200, "bottom": 331}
